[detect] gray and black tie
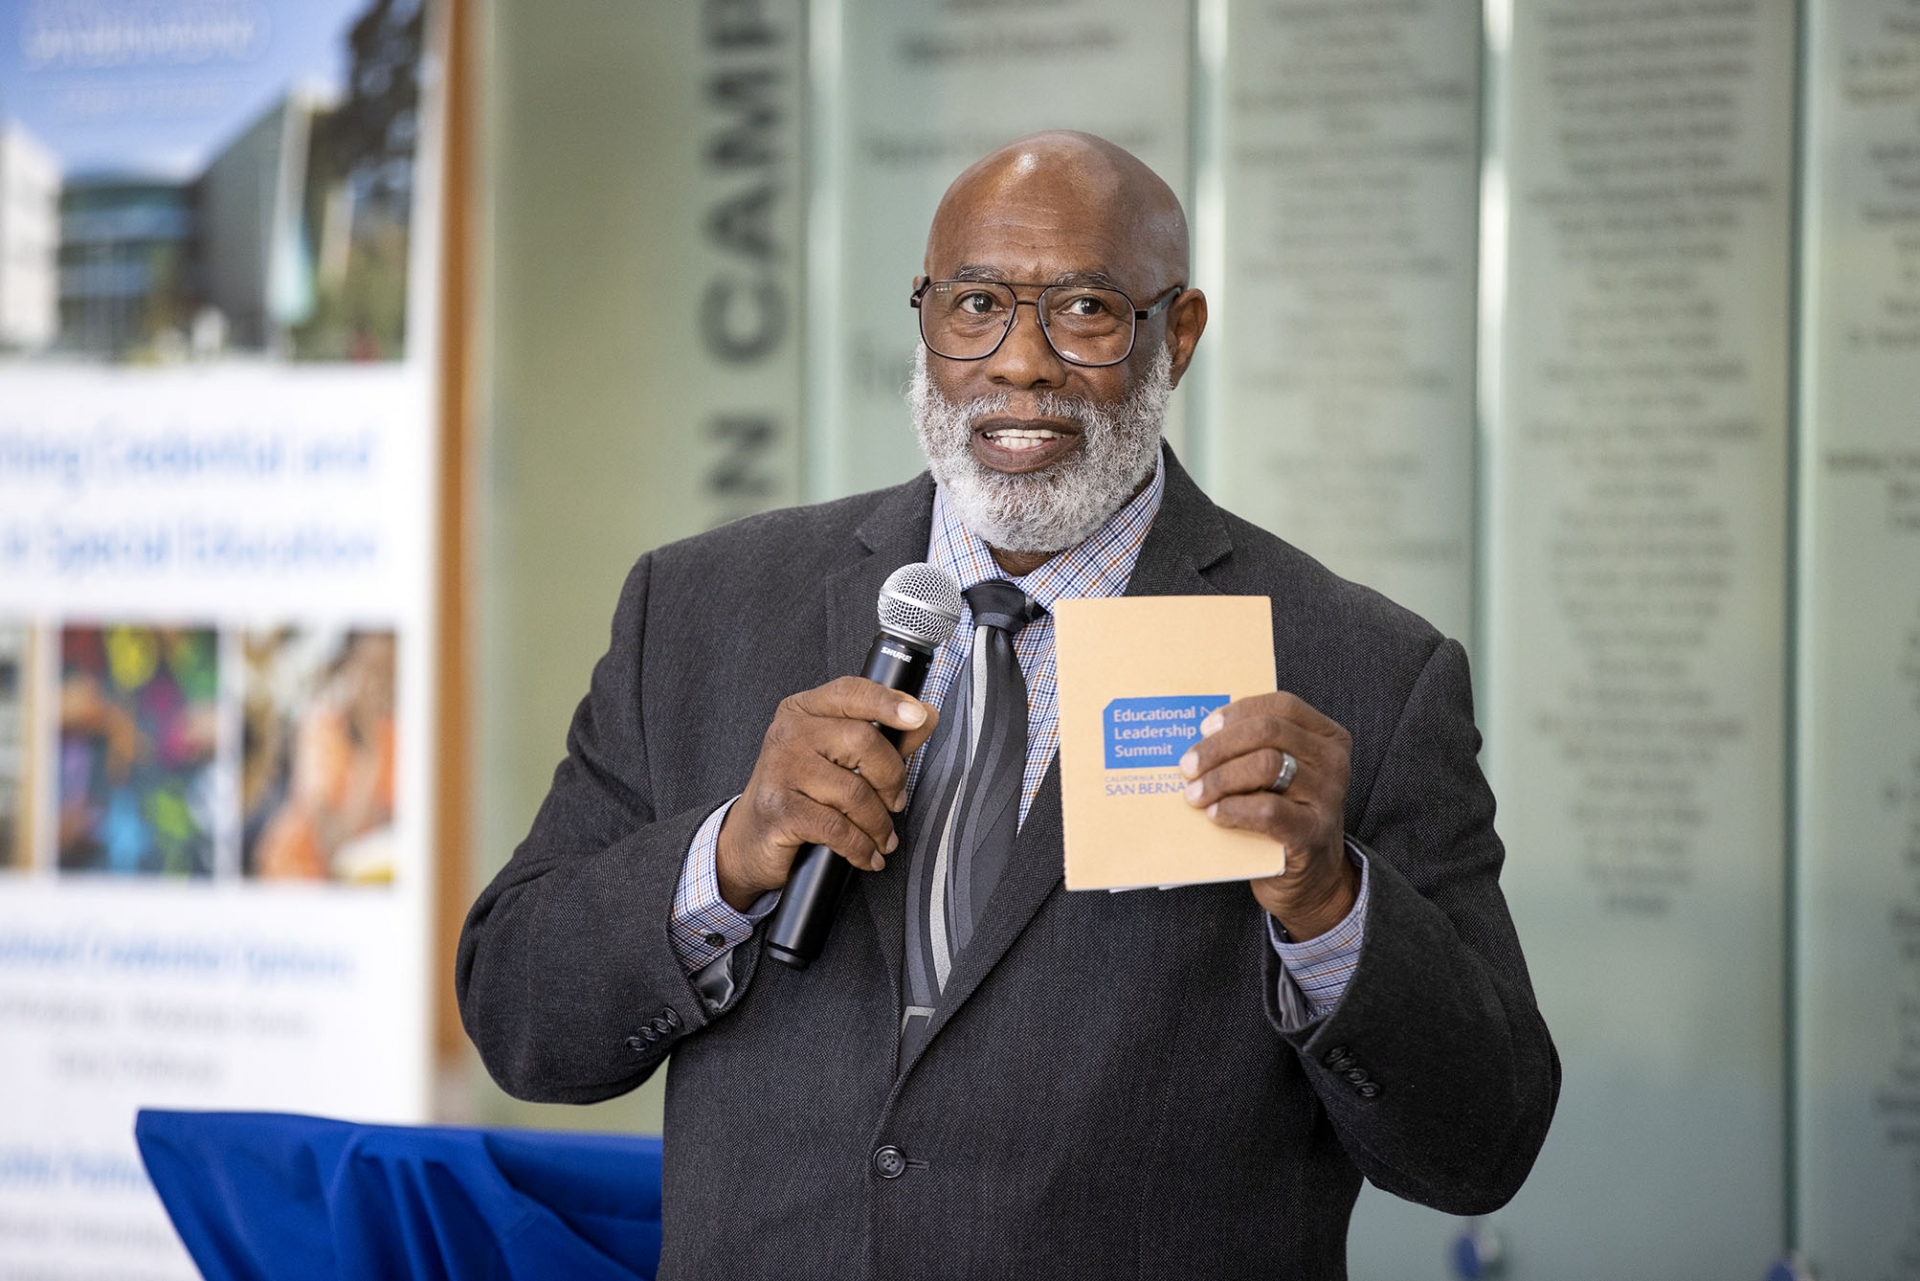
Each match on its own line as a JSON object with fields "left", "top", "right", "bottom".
{"left": 900, "top": 579, "right": 1045, "bottom": 1062}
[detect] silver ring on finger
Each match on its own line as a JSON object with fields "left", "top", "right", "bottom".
{"left": 1269, "top": 750, "right": 1299, "bottom": 795}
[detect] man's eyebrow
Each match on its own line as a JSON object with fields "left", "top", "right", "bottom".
{"left": 947, "top": 265, "right": 1127, "bottom": 290}
{"left": 951, "top": 264, "right": 1010, "bottom": 283}
{"left": 1051, "top": 270, "right": 1125, "bottom": 290}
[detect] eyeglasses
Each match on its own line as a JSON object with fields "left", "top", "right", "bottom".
{"left": 910, "top": 276, "right": 1184, "bottom": 368}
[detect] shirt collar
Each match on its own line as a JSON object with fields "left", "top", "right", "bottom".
{"left": 928, "top": 449, "right": 1166, "bottom": 608}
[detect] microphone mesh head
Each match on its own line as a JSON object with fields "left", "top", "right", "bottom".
{"left": 877, "top": 562, "right": 963, "bottom": 650}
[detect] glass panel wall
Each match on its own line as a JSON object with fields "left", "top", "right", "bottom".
{"left": 475, "top": 0, "right": 806, "bottom": 1131}
{"left": 1200, "top": 0, "right": 1481, "bottom": 643}
{"left": 1482, "top": 1, "right": 1796, "bottom": 1273}
{"left": 1795, "top": 0, "right": 1920, "bottom": 1273}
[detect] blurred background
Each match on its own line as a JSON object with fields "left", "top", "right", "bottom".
{"left": 1, "top": 0, "right": 1916, "bottom": 1276}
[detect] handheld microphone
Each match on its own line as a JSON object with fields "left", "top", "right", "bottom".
{"left": 766, "top": 562, "right": 963, "bottom": 970}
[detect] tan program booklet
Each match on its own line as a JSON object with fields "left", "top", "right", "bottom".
{"left": 1054, "top": 595, "right": 1281, "bottom": 891}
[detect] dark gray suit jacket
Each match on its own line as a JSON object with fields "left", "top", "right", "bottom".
{"left": 457, "top": 451, "right": 1559, "bottom": 1279}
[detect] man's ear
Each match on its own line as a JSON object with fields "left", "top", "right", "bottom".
{"left": 1166, "top": 289, "right": 1209, "bottom": 388}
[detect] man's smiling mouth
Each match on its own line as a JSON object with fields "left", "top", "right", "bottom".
{"left": 981, "top": 426, "right": 1069, "bottom": 453}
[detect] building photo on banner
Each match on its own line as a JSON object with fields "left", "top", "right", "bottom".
{"left": 0, "top": 0, "right": 444, "bottom": 1276}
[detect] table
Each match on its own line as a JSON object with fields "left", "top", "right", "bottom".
{"left": 135, "top": 1110, "right": 663, "bottom": 1280}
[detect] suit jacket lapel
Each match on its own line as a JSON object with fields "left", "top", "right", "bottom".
{"left": 817, "top": 475, "right": 936, "bottom": 1011}
{"left": 895, "top": 447, "right": 1234, "bottom": 1078}
{"left": 1123, "top": 448, "right": 1233, "bottom": 601}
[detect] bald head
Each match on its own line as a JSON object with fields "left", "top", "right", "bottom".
{"left": 910, "top": 133, "right": 1209, "bottom": 569}
{"left": 925, "top": 131, "right": 1190, "bottom": 290}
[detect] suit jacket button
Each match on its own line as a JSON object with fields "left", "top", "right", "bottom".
{"left": 1344, "top": 1068, "right": 1369, "bottom": 1084}
{"left": 662, "top": 1008, "right": 682, "bottom": 1030}
{"left": 873, "top": 1146, "right": 908, "bottom": 1179}
{"left": 1357, "top": 1082, "right": 1381, "bottom": 1099}
{"left": 624, "top": 1036, "right": 647, "bottom": 1052}
{"left": 1324, "top": 1046, "right": 1350, "bottom": 1067}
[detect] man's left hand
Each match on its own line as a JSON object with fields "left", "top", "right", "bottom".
{"left": 1178, "top": 692, "right": 1358, "bottom": 941}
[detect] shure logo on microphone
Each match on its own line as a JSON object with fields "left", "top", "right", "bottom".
{"left": 881, "top": 644, "right": 913, "bottom": 663}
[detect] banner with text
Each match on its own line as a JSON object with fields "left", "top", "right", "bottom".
{"left": 0, "top": 1, "right": 443, "bottom": 1274}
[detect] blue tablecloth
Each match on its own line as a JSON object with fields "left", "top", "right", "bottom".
{"left": 135, "top": 1110, "right": 662, "bottom": 1281}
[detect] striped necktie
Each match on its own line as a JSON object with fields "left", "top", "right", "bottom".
{"left": 900, "top": 579, "right": 1044, "bottom": 1061}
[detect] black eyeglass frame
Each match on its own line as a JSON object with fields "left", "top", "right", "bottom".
{"left": 909, "top": 275, "right": 1186, "bottom": 368}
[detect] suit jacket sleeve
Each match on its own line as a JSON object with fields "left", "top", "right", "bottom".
{"left": 1265, "top": 636, "right": 1561, "bottom": 1216}
{"left": 456, "top": 553, "right": 755, "bottom": 1104}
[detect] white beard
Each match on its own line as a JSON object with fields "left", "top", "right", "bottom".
{"left": 906, "top": 343, "right": 1173, "bottom": 555}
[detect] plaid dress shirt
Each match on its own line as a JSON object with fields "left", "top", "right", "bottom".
{"left": 670, "top": 455, "right": 1367, "bottom": 1018}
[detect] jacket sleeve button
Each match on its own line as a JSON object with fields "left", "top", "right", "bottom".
{"left": 662, "top": 1008, "right": 682, "bottom": 1030}
{"left": 1324, "top": 1046, "right": 1350, "bottom": 1067}
{"left": 1358, "top": 1082, "right": 1382, "bottom": 1099}
{"left": 1344, "top": 1068, "right": 1369, "bottom": 1084}
{"left": 624, "top": 1036, "right": 647, "bottom": 1052}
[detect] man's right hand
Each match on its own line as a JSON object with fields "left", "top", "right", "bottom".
{"left": 715, "top": 677, "right": 940, "bottom": 912}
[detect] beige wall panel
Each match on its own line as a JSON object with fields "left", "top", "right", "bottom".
{"left": 1483, "top": 0, "right": 1795, "bottom": 1271}
{"left": 1204, "top": 0, "right": 1480, "bottom": 643}
{"left": 475, "top": 0, "right": 804, "bottom": 1131}
{"left": 1795, "top": 0, "right": 1920, "bottom": 1273}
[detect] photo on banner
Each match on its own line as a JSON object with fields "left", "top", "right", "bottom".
{"left": 57, "top": 624, "right": 219, "bottom": 878}
{"left": 0, "top": 0, "right": 424, "bottom": 365}
{"left": 242, "top": 626, "right": 397, "bottom": 884}
{"left": 0, "top": 623, "right": 29, "bottom": 870}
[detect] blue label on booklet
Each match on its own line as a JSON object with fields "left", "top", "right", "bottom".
{"left": 1103, "top": 695, "right": 1230, "bottom": 770}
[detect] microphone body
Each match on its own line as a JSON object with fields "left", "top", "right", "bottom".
{"left": 765, "top": 629, "right": 937, "bottom": 969}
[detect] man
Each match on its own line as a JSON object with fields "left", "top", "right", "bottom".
{"left": 458, "top": 131, "right": 1558, "bottom": 1278}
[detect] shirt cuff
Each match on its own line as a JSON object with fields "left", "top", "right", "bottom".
{"left": 1267, "top": 840, "right": 1370, "bottom": 1021}
{"left": 670, "top": 797, "right": 780, "bottom": 975}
